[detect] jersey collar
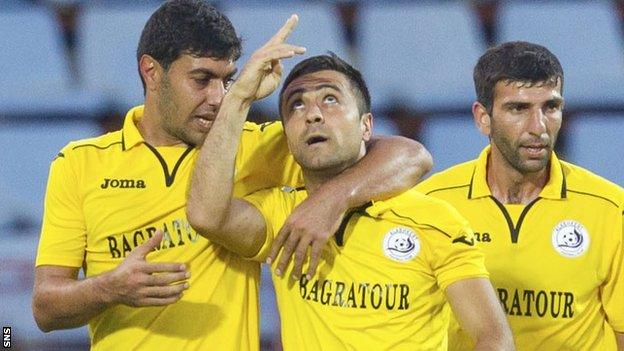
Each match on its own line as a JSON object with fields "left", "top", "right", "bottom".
{"left": 469, "top": 145, "right": 567, "bottom": 200}
{"left": 121, "top": 105, "right": 146, "bottom": 151}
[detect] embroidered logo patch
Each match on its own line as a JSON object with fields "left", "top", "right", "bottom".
{"left": 551, "top": 220, "right": 589, "bottom": 258}
{"left": 382, "top": 227, "right": 420, "bottom": 262}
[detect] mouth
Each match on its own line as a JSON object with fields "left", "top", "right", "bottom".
{"left": 306, "top": 135, "right": 328, "bottom": 146}
{"left": 520, "top": 144, "right": 548, "bottom": 157}
{"left": 194, "top": 114, "right": 216, "bottom": 131}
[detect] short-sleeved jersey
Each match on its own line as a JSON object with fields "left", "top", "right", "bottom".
{"left": 36, "top": 106, "right": 302, "bottom": 351}
{"left": 416, "top": 146, "right": 624, "bottom": 350}
{"left": 244, "top": 188, "right": 488, "bottom": 350}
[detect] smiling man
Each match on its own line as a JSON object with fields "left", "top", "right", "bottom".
{"left": 416, "top": 41, "right": 624, "bottom": 350}
{"left": 187, "top": 52, "right": 513, "bottom": 350}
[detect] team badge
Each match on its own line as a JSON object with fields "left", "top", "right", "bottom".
{"left": 551, "top": 220, "right": 589, "bottom": 258}
{"left": 382, "top": 227, "right": 420, "bottom": 262}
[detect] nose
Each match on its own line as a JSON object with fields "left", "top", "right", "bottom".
{"left": 205, "top": 79, "right": 226, "bottom": 107}
{"left": 528, "top": 107, "right": 547, "bottom": 136}
{"left": 305, "top": 103, "right": 324, "bottom": 124}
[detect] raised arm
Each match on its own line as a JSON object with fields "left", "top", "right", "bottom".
{"left": 186, "top": 15, "right": 305, "bottom": 257}
{"left": 268, "top": 134, "right": 433, "bottom": 279}
{"left": 445, "top": 277, "right": 515, "bottom": 351}
{"left": 33, "top": 232, "right": 188, "bottom": 331}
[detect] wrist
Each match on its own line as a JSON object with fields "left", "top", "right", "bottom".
{"left": 225, "top": 85, "right": 255, "bottom": 109}
{"left": 91, "top": 271, "right": 117, "bottom": 307}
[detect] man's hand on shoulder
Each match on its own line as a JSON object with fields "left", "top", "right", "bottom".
{"left": 267, "top": 187, "right": 347, "bottom": 280}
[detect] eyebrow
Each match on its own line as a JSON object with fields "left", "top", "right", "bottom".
{"left": 284, "top": 83, "right": 341, "bottom": 101}
{"left": 502, "top": 97, "right": 563, "bottom": 108}
{"left": 188, "top": 67, "right": 238, "bottom": 78}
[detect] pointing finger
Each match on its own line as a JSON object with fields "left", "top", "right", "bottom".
{"left": 268, "top": 14, "right": 299, "bottom": 45}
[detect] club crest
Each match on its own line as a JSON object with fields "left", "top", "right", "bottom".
{"left": 382, "top": 227, "right": 420, "bottom": 262}
{"left": 551, "top": 220, "right": 589, "bottom": 258}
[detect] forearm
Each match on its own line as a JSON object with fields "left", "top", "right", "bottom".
{"left": 315, "top": 136, "right": 432, "bottom": 211}
{"left": 187, "top": 93, "right": 251, "bottom": 237}
{"left": 33, "top": 270, "right": 112, "bottom": 331}
{"left": 616, "top": 332, "right": 624, "bottom": 351}
{"left": 473, "top": 336, "right": 515, "bottom": 351}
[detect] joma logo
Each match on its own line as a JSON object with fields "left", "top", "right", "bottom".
{"left": 101, "top": 178, "right": 146, "bottom": 189}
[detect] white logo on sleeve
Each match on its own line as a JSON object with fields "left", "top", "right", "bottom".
{"left": 383, "top": 227, "right": 420, "bottom": 262}
{"left": 551, "top": 220, "right": 589, "bottom": 258}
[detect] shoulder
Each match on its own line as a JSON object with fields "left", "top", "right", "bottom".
{"left": 242, "top": 120, "right": 283, "bottom": 134}
{"left": 59, "top": 130, "right": 123, "bottom": 158}
{"left": 562, "top": 160, "right": 624, "bottom": 209}
{"left": 53, "top": 130, "right": 122, "bottom": 168}
{"left": 415, "top": 159, "right": 476, "bottom": 196}
{"left": 370, "top": 189, "right": 470, "bottom": 240}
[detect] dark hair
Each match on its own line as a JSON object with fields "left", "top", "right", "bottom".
{"left": 279, "top": 52, "right": 371, "bottom": 118}
{"left": 474, "top": 41, "right": 564, "bottom": 113}
{"left": 136, "top": 0, "right": 241, "bottom": 90}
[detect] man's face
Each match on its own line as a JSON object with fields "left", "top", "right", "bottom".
{"left": 487, "top": 79, "right": 563, "bottom": 174}
{"left": 156, "top": 54, "right": 237, "bottom": 146}
{"left": 281, "top": 70, "right": 371, "bottom": 173}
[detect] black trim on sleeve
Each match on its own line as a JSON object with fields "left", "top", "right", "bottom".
{"left": 489, "top": 196, "right": 540, "bottom": 243}
{"left": 260, "top": 121, "right": 278, "bottom": 131}
{"left": 389, "top": 209, "right": 453, "bottom": 239}
{"left": 56, "top": 152, "right": 65, "bottom": 158}
{"left": 72, "top": 141, "right": 122, "bottom": 151}
{"left": 424, "top": 184, "right": 470, "bottom": 196}
{"left": 144, "top": 144, "right": 194, "bottom": 187}
{"left": 121, "top": 131, "right": 126, "bottom": 151}
{"left": 566, "top": 189, "right": 619, "bottom": 208}
{"left": 335, "top": 202, "right": 373, "bottom": 246}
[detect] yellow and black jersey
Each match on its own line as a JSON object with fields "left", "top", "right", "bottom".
{"left": 416, "top": 146, "right": 624, "bottom": 350}
{"left": 36, "top": 106, "right": 302, "bottom": 351}
{"left": 244, "top": 188, "right": 488, "bottom": 350}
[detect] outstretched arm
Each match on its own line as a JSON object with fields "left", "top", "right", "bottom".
{"left": 186, "top": 15, "right": 305, "bottom": 257}
{"left": 268, "top": 135, "right": 433, "bottom": 279}
{"left": 446, "top": 277, "right": 515, "bottom": 351}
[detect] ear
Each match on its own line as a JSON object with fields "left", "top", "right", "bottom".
{"left": 361, "top": 112, "right": 373, "bottom": 142}
{"left": 139, "top": 54, "right": 162, "bottom": 93}
{"left": 472, "top": 101, "right": 491, "bottom": 137}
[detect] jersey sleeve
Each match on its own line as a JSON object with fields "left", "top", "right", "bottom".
{"left": 234, "top": 121, "right": 303, "bottom": 196}
{"left": 242, "top": 187, "right": 295, "bottom": 262}
{"left": 419, "top": 207, "right": 489, "bottom": 291}
{"left": 601, "top": 213, "right": 624, "bottom": 332}
{"left": 36, "top": 146, "right": 86, "bottom": 268}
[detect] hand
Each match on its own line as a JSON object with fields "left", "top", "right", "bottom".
{"left": 267, "top": 189, "right": 347, "bottom": 280}
{"left": 230, "top": 14, "right": 306, "bottom": 102}
{"left": 104, "top": 231, "right": 189, "bottom": 307}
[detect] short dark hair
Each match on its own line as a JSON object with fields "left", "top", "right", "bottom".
{"left": 474, "top": 41, "right": 564, "bottom": 113}
{"left": 137, "top": 0, "right": 241, "bottom": 90}
{"left": 279, "top": 52, "right": 371, "bottom": 118}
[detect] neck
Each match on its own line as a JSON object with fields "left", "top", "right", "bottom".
{"left": 486, "top": 147, "right": 549, "bottom": 205}
{"left": 139, "top": 100, "right": 186, "bottom": 147}
{"left": 302, "top": 147, "right": 366, "bottom": 194}
{"left": 303, "top": 165, "right": 348, "bottom": 195}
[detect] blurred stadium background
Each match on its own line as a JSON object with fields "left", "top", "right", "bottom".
{"left": 1, "top": 0, "right": 623, "bottom": 350}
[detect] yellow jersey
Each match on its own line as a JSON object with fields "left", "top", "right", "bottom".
{"left": 416, "top": 146, "right": 624, "bottom": 350}
{"left": 244, "top": 188, "right": 488, "bottom": 350}
{"left": 36, "top": 106, "right": 302, "bottom": 351}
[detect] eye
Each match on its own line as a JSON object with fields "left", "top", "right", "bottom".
{"left": 545, "top": 101, "right": 561, "bottom": 112}
{"left": 194, "top": 77, "right": 209, "bottom": 87}
{"left": 290, "top": 99, "right": 304, "bottom": 111}
{"left": 224, "top": 78, "right": 235, "bottom": 91}
{"left": 324, "top": 95, "right": 337, "bottom": 104}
